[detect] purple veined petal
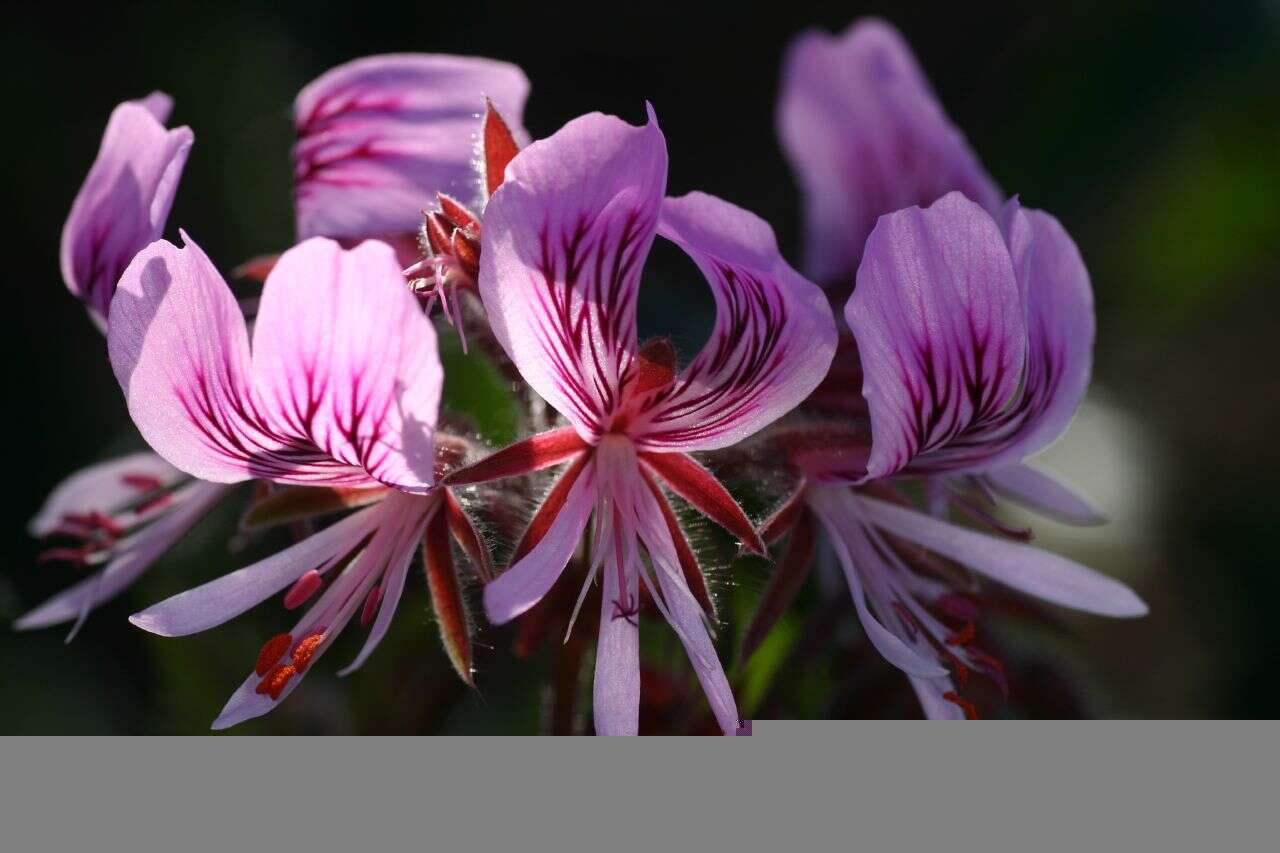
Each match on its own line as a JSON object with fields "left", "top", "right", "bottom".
{"left": 483, "top": 459, "right": 599, "bottom": 624}
{"left": 17, "top": 481, "right": 230, "bottom": 637}
{"left": 848, "top": 192, "right": 1026, "bottom": 480}
{"left": 479, "top": 107, "right": 668, "bottom": 442}
{"left": 632, "top": 192, "right": 838, "bottom": 451}
{"left": 806, "top": 487, "right": 949, "bottom": 678}
{"left": 130, "top": 499, "right": 384, "bottom": 637}
{"left": 634, "top": 478, "right": 740, "bottom": 735}
{"left": 593, "top": 493, "right": 641, "bottom": 737}
{"left": 28, "top": 451, "right": 181, "bottom": 537}
{"left": 338, "top": 493, "right": 439, "bottom": 676}
{"left": 910, "top": 675, "right": 966, "bottom": 720}
{"left": 776, "top": 18, "right": 1002, "bottom": 285}
{"left": 109, "top": 234, "right": 427, "bottom": 489}
{"left": 294, "top": 53, "right": 530, "bottom": 240}
{"left": 854, "top": 494, "right": 1147, "bottom": 617}
{"left": 979, "top": 204, "right": 1096, "bottom": 468}
{"left": 984, "top": 463, "right": 1107, "bottom": 526}
{"left": 251, "top": 238, "right": 441, "bottom": 492}
{"left": 61, "top": 94, "right": 193, "bottom": 323}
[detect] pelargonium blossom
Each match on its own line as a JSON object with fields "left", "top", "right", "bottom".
{"left": 748, "top": 192, "right": 1146, "bottom": 718}
{"left": 777, "top": 18, "right": 1002, "bottom": 286}
{"left": 445, "top": 107, "right": 838, "bottom": 735}
{"left": 112, "top": 235, "right": 485, "bottom": 728}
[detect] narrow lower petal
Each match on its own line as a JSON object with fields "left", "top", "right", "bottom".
{"left": 854, "top": 495, "right": 1147, "bottom": 617}
{"left": 985, "top": 463, "right": 1107, "bottom": 526}
{"left": 593, "top": 535, "right": 641, "bottom": 736}
{"left": 483, "top": 459, "right": 597, "bottom": 624}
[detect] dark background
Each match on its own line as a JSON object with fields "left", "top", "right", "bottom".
{"left": 2, "top": 0, "right": 1277, "bottom": 731}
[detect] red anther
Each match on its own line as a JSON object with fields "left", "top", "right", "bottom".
{"left": 360, "top": 584, "right": 383, "bottom": 628}
{"left": 946, "top": 621, "right": 976, "bottom": 647}
{"left": 282, "top": 569, "right": 324, "bottom": 610}
{"left": 256, "top": 665, "right": 297, "bottom": 700}
{"left": 255, "top": 633, "right": 293, "bottom": 676}
{"left": 943, "top": 691, "right": 979, "bottom": 720}
{"left": 436, "top": 193, "right": 480, "bottom": 233}
{"left": 62, "top": 511, "right": 124, "bottom": 538}
{"left": 942, "top": 649, "right": 970, "bottom": 688}
{"left": 290, "top": 632, "right": 325, "bottom": 673}
{"left": 37, "top": 545, "right": 95, "bottom": 566}
{"left": 630, "top": 337, "right": 677, "bottom": 397}
{"left": 122, "top": 473, "right": 166, "bottom": 492}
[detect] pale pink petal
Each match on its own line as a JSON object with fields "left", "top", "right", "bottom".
{"left": 777, "top": 19, "right": 1001, "bottom": 285}
{"left": 985, "top": 463, "right": 1107, "bottom": 526}
{"left": 910, "top": 676, "right": 966, "bottom": 720}
{"left": 294, "top": 54, "right": 529, "bottom": 240}
{"left": 29, "top": 452, "right": 181, "bottom": 537}
{"left": 593, "top": 525, "right": 641, "bottom": 736}
{"left": 981, "top": 204, "right": 1095, "bottom": 467}
{"left": 633, "top": 192, "right": 837, "bottom": 451}
{"left": 479, "top": 108, "right": 667, "bottom": 442}
{"left": 17, "top": 481, "right": 228, "bottom": 635}
{"left": 251, "top": 238, "right": 441, "bottom": 492}
{"left": 483, "top": 460, "right": 598, "bottom": 623}
{"left": 129, "top": 499, "right": 383, "bottom": 636}
{"left": 61, "top": 94, "right": 193, "bottom": 322}
{"left": 848, "top": 192, "right": 1025, "bottom": 480}
{"left": 854, "top": 495, "right": 1147, "bottom": 617}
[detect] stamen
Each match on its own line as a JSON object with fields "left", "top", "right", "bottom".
{"left": 282, "top": 569, "right": 324, "bottom": 610}
{"left": 360, "top": 585, "right": 383, "bottom": 628}
{"left": 942, "top": 691, "right": 979, "bottom": 720}
{"left": 255, "top": 633, "right": 293, "bottom": 676}
{"left": 945, "top": 621, "right": 976, "bottom": 647}
{"left": 255, "top": 665, "right": 297, "bottom": 700}
{"left": 121, "top": 473, "right": 165, "bottom": 492}
{"left": 941, "top": 648, "right": 971, "bottom": 687}
{"left": 290, "top": 631, "right": 326, "bottom": 673}
{"left": 37, "top": 544, "right": 96, "bottom": 566}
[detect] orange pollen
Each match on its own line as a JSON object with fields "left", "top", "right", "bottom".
{"left": 943, "top": 691, "right": 979, "bottom": 720}
{"left": 255, "top": 665, "right": 297, "bottom": 700}
{"left": 255, "top": 633, "right": 293, "bottom": 676}
{"left": 290, "top": 632, "right": 326, "bottom": 673}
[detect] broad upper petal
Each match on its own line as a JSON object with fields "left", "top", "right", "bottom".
{"left": 479, "top": 108, "right": 667, "bottom": 442}
{"left": 635, "top": 192, "right": 837, "bottom": 451}
{"left": 848, "top": 192, "right": 1025, "bottom": 480}
{"left": 777, "top": 19, "right": 1001, "bottom": 285}
{"left": 293, "top": 53, "right": 530, "bottom": 240}
{"left": 61, "top": 94, "right": 193, "bottom": 322}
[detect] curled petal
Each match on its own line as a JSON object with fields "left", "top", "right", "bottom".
{"left": 109, "top": 235, "right": 439, "bottom": 491}
{"left": 854, "top": 494, "right": 1147, "bottom": 617}
{"left": 848, "top": 193, "right": 1025, "bottom": 480}
{"left": 61, "top": 94, "right": 193, "bottom": 323}
{"left": 635, "top": 192, "right": 836, "bottom": 451}
{"left": 777, "top": 19, "right": 1001, "bottom": 284}
{"left": 479, "top": 108, "right": 667, "bottom": 441}
{"left": 293, "top": 53, "right": 530, "bottom": 240}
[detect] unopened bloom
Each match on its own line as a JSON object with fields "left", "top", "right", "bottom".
{"left": 777, "top": 18, "right": 1002, "bottom": 286}
{"left": 447, "top": 107, "right": 837, "bottom": 735}
{"left": 111, "top": 234, "right": 485, "bottom": 727}
{"left": 753, "top": 192, "right": 1146, "bottom": 718}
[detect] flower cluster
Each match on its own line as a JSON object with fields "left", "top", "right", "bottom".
{"left": 25, "top": 18, "right": 1144, "bottom": 733}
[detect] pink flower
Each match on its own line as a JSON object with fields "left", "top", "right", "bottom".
{"left": 777, "top": 19, "right": 1002, "bottom": 286}
{"left": 750, "top": 193, "right": 1145, "bottom": 717}
{"left": 109, "top": 234, "right": 475, "bottom": 727}
{"left": 293, "top": 53, "right": 529, "bottom": 243}
{"left": 446, "top": 107, "right": 838, "bottom": 735}
{"left": 61, "top": 92, "right": 193, "bottom": 325}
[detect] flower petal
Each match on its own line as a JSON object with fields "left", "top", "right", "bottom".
{"left": 479, "top": 108, "right": 667, "bottom": 441}
{"left": 777, "top": 19, "right": 1001, "bottom": 285}
{"left": 985, "top": 463, "right": 1107, "bottom": 526}
{"left": 854, "top": 494, "right": 1147, "bottom": 617}
{"left": 130, "top": 500, "right": 383, "bottom": 637}
{"left": 483, "top": 459, "right": 598, "bottom": 624}
{"left": 637, "top": 192, "right": 836, "bottom": 451}
{"left": 29, "top": 452, "right": 181, "bottom": 537}
{"left": 293, "top": 53, "right": 529, "bottom": 240}
{"left": 16, "top": 482, "right": 228, "bottom": 634}
{"left": 251, "top": 237, "right": 441, "bottom": 491}
{"left": 848, "top": 192, "right": 1025, "bottom": 480}
{"left": 61, "top": 94, "right": 193, "bottom": 322}
{"left": 593, "top": 534, "right": 640, "bottom": 736}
